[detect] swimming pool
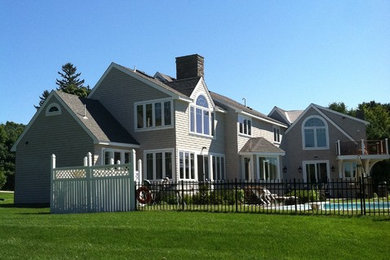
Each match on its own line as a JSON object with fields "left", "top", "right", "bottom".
{"left": 324, "top": 201, "right": 390, "bottom": 211}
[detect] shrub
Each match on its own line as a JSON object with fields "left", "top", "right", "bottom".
{"left": 0, "top": 170, "right": 6, "bottom": 190}
{"left": 286, "top": 189, "right": 324, "bottom": 203}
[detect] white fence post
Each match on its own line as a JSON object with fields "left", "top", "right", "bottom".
{"left": 83, "top": 156, "right": 88, "bottom": 166}
{"left": 138, "top": 159, "right": 142, "bottom": 182}
{"left": 50, "top": 154, "right": 56, "bottom": 213}
{"left": 88, "top": 152, "right": 92, "bottom": 167}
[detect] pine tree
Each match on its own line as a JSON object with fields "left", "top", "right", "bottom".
{"left": 34, "top": 90, "right": 51, "bottom": 109}
{"left": 56, "top": 63, "right": 90, "bottom": 97}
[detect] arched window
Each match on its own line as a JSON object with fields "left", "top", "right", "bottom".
{"left": 302, "top": 116, "right": 328, "bottom": 149}
{"left": 196, "top": 95, "right": 208, "bottom": 108}
{"left": 190, "top": 94, "right": 214, "bottom": 136}
{"left": 45, "top": 103, "right": 62, "bottom": 116}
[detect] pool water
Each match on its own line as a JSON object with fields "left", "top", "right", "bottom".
{"left": 324, "top": 201, "right": 390, "bottom": 210}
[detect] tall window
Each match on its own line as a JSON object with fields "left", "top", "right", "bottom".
{"left": 343, "top": 162, "right": 357, "bottom": 179}
{"left": 303, "top": 116, "right": 328, "bottom": 149}
{"left": 190, "top": 95, "right": 214, "bottom": 137}
{"left": 258, "top": 157, "right": 278, "bottom": 180}
{"left": 238, "top": 115, "right": 251, "bottom": 136}
{"left": 135, "top": 99, "right": 173, "bottom": 130}
{"left": 179, "top": 151, "right": 195, "bottom": 180}
{"left": 303, "top": 161, "right": 328, "bottom": 183}
{"left": 144, "top": 150, "right": 174, "bottom": 180}
{"left": 273, "top": 127, "right": 280, "bottom": 143}
{"left": 212, "top": 155, "right": 225, "bottom": 180}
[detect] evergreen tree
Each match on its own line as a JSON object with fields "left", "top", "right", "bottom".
{"left": 34, "top": 90, "right": 51, "bottom": 109}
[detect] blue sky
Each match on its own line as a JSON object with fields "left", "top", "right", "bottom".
{"left": 1, "top": 0, "right": 389, "bottom": 124}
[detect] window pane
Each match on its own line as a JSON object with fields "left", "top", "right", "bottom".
{"left": 155, "top": 103, "right": 162, "bottom": 127}
{"left": 317, "top": 163, "right": 328, "bottom": 182}
{"left": 104, "top": 151, "right": 111, "bottom": 165}
{"left": 304, "top": 129, "right": 315, "bottom": 147}
{"left": 190, "top": 107, "right": 195, "bottom": 132}
{"left": 243, "top": 119, "right": 247, "bottom": 134}
{"left": 269, "top": 158, "right": 277, "bottom": 180}
{"left": 316, "top": 128, "right": 326, "bottom": 147}
{"left": 306, "top": 164, "right": 316, "bottom": 183}
{"left": 211, "top": 113, "right": 215, "bottom": 136}
{"left": 185, "top": 153, "right": 189, "bottom": 179}
{"left": 196, "top": 108, "right": 202, "bottom": 133}
{"left": 204, "top": 156, "right": 209, "bottom": 180}
{"left": 221, "top": 157, "right": 225, "bottom": 179}
{"left": 156, "top": 153, "right": 162, "bottom": 179}
{"left": 196, "top": 95, "right": 208, "bottom": 108}
{"left": 344, "top": 163, "right": 351, "bottom": 178}
{"left": 179, "top": 152, "right": 184, "bottom": 179}
{"left": 146, "top": 104, "right": 153, "bottom": 127}
{"left": 305, "top": 118, "right": 325, "bottom": 127}
{"left": 124, "top": 153, "right": 130, "bottom": 164}
{"left": 147, "top": 153, "right": 153, "bottom": 180}
{"left": 204, "top": 111, "right": 209, "bottom": 135}
{"left": 137, "top": 105, "right": 143, "bottom": 128}
{"left": 216, "top": 157, "right": 220, "bottom": 180}
{"left": 164, "top": 101, "right": 171, "bottom": 125}
{"left": 165, "top": 152, "right": 172, "bottom": 179}
{"left": 247, "top": 120, "right": 251, "bottom": 135}
{"left": 114, "top": 152, "right": 121, "bottom": 164}
{"left": 190, "top": 153, "right": 194, "bottom": 179}
{"left": 239, "top": 120, "right": 243, "bottom": 133}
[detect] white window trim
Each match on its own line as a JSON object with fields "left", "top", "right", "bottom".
{"left": 273, "top": 126, "right": 281, "bottom": 144}
{"left": 343, "top": 161, "right": 357, "bottom": 180}
{"left": 302, "top": 160, "right": 330, "bottom": 182}
{"left": 238, "top": 115, "right": 252, "bottom": 137}
{"left": 134, "top": 98, "right": 174, "bottom": 132}
{"left": 255, "top": 155, "right": 280, "bottom": 181}
{"left": 189, "top": 94, "right": 215, "bottom": 138}
{"left": 210, "top": 153, "right": 226, "bottom": 181}
{"left": 45, "top": 103, "right": 62, "bottom": 116}
{"left": 301, "top": 115, "right": 329, "bottom": 150}
{"left": 101, "top": 148, "right": 131, "bottom": 165}
{"left": 143, "top": 148, "right": 175, "bottom": 180}
{"left": 178, "top": 150, "right": 198, "bottom": 181}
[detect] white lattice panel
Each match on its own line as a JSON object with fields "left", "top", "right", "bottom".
{"left": 92, "top": 166, "right": 130, "bottom": 178}
{"left": 55, "top": 168, "right": 86, "bottom": 179}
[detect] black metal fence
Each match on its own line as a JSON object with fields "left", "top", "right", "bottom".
{"left": 135, "top": 178, "right": 390, "bottom": 216}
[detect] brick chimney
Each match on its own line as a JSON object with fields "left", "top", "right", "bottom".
{"left": 175, "top": 54, "right": 204, "bottom": 80}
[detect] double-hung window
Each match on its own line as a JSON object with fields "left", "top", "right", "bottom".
{"left": 238, "top": 115, "right": 251, "bottom": 136}
{"left": 189, "top": 95, "right": 215, "bottom": 137}
{"left": 144, "top": 150, "right": 174, "bottom": 180}
{"left": 212, "top": 155, "right": 225, "bottom": 180}
{"left": 179, "top": 151, "right": 195, "bottom": 180}
{"left": 302, "top": 116, "right": 328, "bottom": 149}
{"left": 135, "top": 99, "right": 172, "bottom": 130}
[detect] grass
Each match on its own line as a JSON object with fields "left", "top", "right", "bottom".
{"left": 0, "top": 192, "right": 389, "bottom": 259}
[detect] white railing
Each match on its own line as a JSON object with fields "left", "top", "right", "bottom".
{"left": 50, "top": 151, "right": 136, "bottom": 214}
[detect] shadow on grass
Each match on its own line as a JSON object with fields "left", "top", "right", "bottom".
{"left": 0, "top": 203, "right": 49, "bottom": 208}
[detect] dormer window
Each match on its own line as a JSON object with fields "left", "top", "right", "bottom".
{"left": 45, "top": 103, "right": 62, "bottom": 116}
{"left": 189, "top": 94, "right": 215, "bottom": 137}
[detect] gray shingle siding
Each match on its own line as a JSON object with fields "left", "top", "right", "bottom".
{"left": 15, "top": 95, "right": 94, "bottom": 204}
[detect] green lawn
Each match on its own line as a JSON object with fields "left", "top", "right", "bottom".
{"left": 0, "top": 192, "right": 389, "bottom": 259}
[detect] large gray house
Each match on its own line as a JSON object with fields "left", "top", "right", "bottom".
{"left": 12, "top": 54, "right": 389, "bottom": 204}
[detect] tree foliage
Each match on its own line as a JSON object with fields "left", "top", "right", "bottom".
{"left": 35, "top": 63, "right": 90, "bottom": 109}
{"left": 0, "top": 122, "right": 25, "bottom": 190}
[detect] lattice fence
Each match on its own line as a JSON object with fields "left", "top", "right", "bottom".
{"left": 50, "top": 152, "right": 136, "bottom": 214}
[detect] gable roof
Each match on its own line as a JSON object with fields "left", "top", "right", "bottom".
{"left": 166, "top": 77, "right": 201, "bottom": 97}
{"left": 284, "top": 103, "right": 369, "bottom": 141}
{"left": 240, "top": 137, "right": 285, "bottom": 155}
{"left": 89, "top": 63, "right": 192, "bottom": 102}
{"left": 269, "top": 106, "right": 303, "bottom": 125}
{"left": 57, "top": 91, "right": 139, "bottom": 146}
{"left": 209, "top": 91, "right": 288, "bottom": 128}
{"left": 11, "top": 91, "right": 139, "bottom": 152}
